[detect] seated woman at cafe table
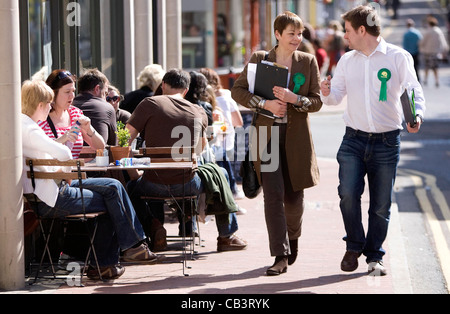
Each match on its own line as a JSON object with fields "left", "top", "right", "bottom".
{"left": 38, "top": 69, "right": 105, "bottom": 159}
{"left": 21, "top": 80, "right": 161, "bottom": 280}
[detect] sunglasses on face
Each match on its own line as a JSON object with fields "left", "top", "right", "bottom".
{"left": 106, "top": 96, "right": 121, "bottom": 103}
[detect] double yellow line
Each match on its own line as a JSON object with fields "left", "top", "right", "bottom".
{"left": 399, "top": 168, "right": 450, "bottom": 291}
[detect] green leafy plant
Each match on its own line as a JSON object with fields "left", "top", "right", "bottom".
{"left": 116, "top": 121, "right": 131, "bottom": 147}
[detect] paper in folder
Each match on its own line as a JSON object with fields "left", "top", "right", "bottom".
{"left": 400, "top": 88, "right": 417, "bottom": 126}
{"left": 254, "top": 62, "right": 289, "bottom": 100}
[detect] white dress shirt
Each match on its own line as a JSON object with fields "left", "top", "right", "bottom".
{"left": 321, "top": 38, "right": 426, "bottom": 133}
{"left": 22, "top": 114, "right": 72, "bottom": 207}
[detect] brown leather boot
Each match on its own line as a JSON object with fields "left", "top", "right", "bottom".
{"left": 150, "top": 218, "right": 167, "bottom": 252}
{"left": 288, "top": 239, "right": 298, "bottom": 265}
{"left": 266, "top": 256, "right": 288, "bottom": 276}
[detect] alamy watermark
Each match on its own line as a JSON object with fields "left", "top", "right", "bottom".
{"left": 352, "top": 0, "right": 382, "bottom": 27}
{"left": 67, "top": 2, "right": 81, "bottom": 27}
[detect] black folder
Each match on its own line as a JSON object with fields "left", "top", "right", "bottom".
{"left": 254, "top": 62, "right": 289, "bottom": 100}
{"left": 400, "top": 88, "right": 416, "bottom": 126}
{"left": 253, "top": 62, "right": 289, "bottom": 119}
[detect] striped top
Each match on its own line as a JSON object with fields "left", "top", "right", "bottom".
{"left": 38, "top": 106, "right": 85, "bottom": 159}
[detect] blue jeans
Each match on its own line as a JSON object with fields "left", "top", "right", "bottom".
{"left": 130, "top": 171, "right": 238, "bottom": 238}
{"left": 213, "top": 145, "right": 238, "bottom": 194}
{"left": 337, "top": 127, "right": 400, "bottom": 263}
{"left": 36, "top": 178, "right": 146, "bottom": 267}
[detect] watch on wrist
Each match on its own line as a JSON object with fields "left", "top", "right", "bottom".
{"left": 416, "top": 114, "right": 424, "bottom": 124}
{"left": 300, "top": 96, "right": 312, "bottom": 108}
{"left": 293, "top": 95, "right": 303, "bottom": 109}
{"left": 293, "top": 95, "right": 312, "bottom": 112}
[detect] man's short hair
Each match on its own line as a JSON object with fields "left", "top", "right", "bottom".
{"left": 77, "top": 68, "right": 109, "bottom": 93}
{"left": 342, "top": 5, "right": 381, "bottom": 37}
{"left": 162, "top": 69, "right": 191, "bottom": 90}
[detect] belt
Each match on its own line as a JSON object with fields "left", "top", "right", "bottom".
{"left": 346, "top": 127, "right": 400, "bottom": 139}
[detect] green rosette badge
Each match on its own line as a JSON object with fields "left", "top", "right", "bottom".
{"left": 377, "top": 68, "right": 391, "bottom": 102}
{"left": 293, "top": 73, "right": 306, "bottom": 94}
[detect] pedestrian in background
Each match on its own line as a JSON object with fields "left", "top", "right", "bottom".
{"left": 232, "top": 11, "right": 322, "bottom": 276}
{"left": 320, "top": 5, "right": 426, "bottom": 276}
{"left": 420, "top": 16, "right": 449, "bottom": 87}
{"left": 403, "top": 19, "right": 423, "bottom": 81}
{"left": 324, "top": 20, "right": 346, "bottom": 76}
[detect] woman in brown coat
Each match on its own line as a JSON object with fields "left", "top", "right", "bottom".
{"left": 231, "top": 11, "right": 322, "bottom": 276}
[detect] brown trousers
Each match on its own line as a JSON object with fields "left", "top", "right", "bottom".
{"left": 261, "top": 123, "right": 304, "bottom": 257}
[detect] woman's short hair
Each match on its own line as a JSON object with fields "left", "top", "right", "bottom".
{"left": 342, "top": 5, "right": 381, "bottom": 37}
{"left": 22, "top": 80, "right": 54, "bottom": 116}
{"left": 137, "top": 64, "right": 166, "bottom": 91}
{"left": 45, "top": 69, "right": 76, "bottom": 99}
{"left": 274, "top": 11, "right": 304, "bottom": 36}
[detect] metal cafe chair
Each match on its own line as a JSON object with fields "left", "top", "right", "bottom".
{"left": 25, "top": 158, "right": 106, "bottom": 286}
{"left": 138, "top": 147, "right": 200, "bottom": 276}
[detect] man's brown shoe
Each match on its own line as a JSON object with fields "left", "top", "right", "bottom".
{"left": 217, "top": 235, "right": 247, "bottom": 252}
{"left": 340, "top": 251, "right": 361, "bottom": 272}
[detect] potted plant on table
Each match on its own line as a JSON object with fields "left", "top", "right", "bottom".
{"left": 110, "top": 121, "right": 132, "bottom": 161}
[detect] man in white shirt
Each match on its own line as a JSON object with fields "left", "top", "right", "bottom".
{"left": 320, "top": 5, "right": 426, "bottom": 276}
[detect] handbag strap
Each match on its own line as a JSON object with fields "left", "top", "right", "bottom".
{"left": 47, "top": 116, "right": 59, "bottom": 139}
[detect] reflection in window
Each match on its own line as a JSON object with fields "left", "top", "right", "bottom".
{"left": 79, "top": 0, "right": 93, "bottom": 69}
{"left": 28, "top": 0, "right": 43, "bottom": 76}
{"left": 182, "top": 12, "right": 206, "bottom": 69}
{"left": 42, "top": 1, "right": 52, "bottom": 72}
{"left": 217, "top": 13, "right": 232, "bottom": 67}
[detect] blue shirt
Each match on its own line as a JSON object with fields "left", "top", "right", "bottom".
{"left": 403, "top": 28, "right": 423, "bottom": 55}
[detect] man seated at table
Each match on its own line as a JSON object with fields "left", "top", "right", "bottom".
{"left": 73, "top": 68, "right": 117, "bottom": 146}
{"left": 126, "top": 68, "right": 247, "bottom": 252}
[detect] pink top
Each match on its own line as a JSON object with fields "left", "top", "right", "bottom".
{"left": 38, "top": 106, "right": 85, "bottom": 159}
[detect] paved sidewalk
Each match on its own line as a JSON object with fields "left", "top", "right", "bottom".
{"left": 13, "top": 158, "right": 408, "bottom": 295}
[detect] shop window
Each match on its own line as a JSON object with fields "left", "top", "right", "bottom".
{"left": 78, "top": 0, "right": 93, "bottom": 69}
{"left": 182, "top": 11, "right": 207, "bottom": 69}
{"left": 216, "top": 5, "right": 233, "bottom": 68}
{"left": 26, "top": 0, "right": 53, "bottom": 77}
